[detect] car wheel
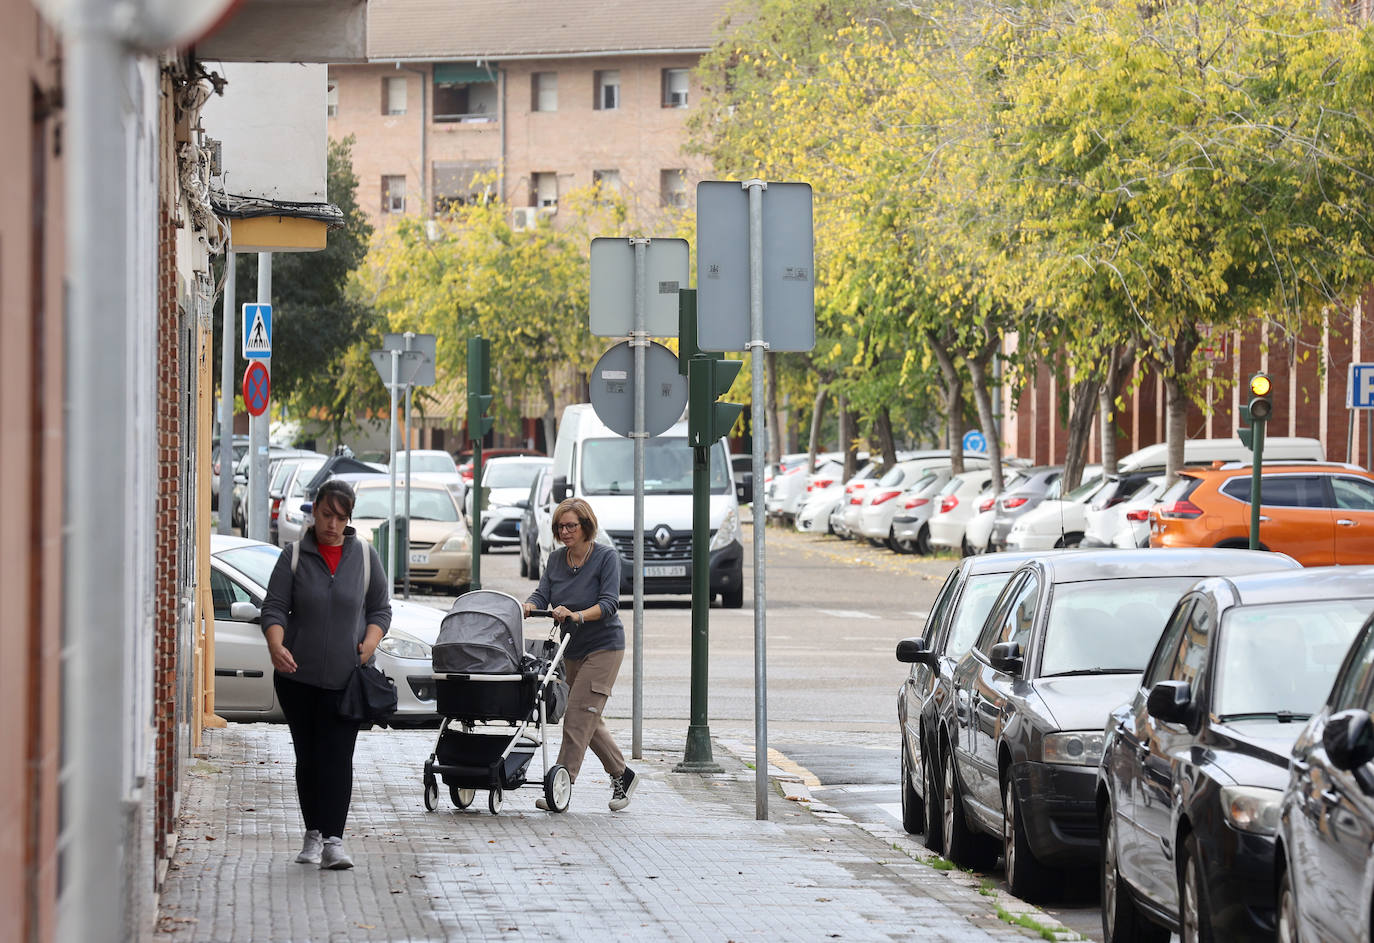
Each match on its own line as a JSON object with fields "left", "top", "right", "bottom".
{"left": 922, "top": 744, "right": 943, "bottom": 852}
{"left": 518, "top": 547, "right": 529, "bottom": 577}
{"left": 722, "top": 584, "right": 744, "bottom": 609}
{"left": 1054, "top": 532, "right": 1084, "bottom": 549}
{"left": 941, "top": 747, "right": 997, "bottom": 869}
{"left": 1100, "top": 802, "right": 1167, "bottom": 943}
{"left": 1003, "top": 776, "right": 1057, "bottom": 901}
{"left": 900, "top": 743, "right": 925, "bottom": 834}
{"left": 528, "top": 546, "right": 541, "bottom": 581}
{"left": 1180, "top": 833, "right": 1214, "bottom": 943}
{"left": 1276, "top": 866, "right": 1299, "bottom": 943}
{"left": 960, "top": 536, "right": 975, "bottom": 557}
{"left": 916, "top": 525, "right": 932, "bottom": 556}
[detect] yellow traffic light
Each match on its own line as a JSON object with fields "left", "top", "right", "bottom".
{"left": 1250, "top": 374, "right": 1272, "bottom": 397}
{"left": 1248, "top": 373, "right": 1273, "bottom": 421}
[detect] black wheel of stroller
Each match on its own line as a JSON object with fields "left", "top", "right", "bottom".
{"left": 423, "top": 777, "right": 439, "bottom": 812}
{"left": 450, "top": 785, "right": 475, "bottom": 809}
{"left": 488, "top": 787, "right": 503, "bottom": 814}
{"left": 544, "top": 765, "right": 572, "bottom": 812}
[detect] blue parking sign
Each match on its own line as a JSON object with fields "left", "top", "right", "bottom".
{"left": 1349, "top": 363, "right": 1374, "bottom": 409}
{"left": 963, "top": 429, "right": 987, "bottom": 453}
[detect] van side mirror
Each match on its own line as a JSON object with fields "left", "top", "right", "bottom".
{"left": 1147, "top": 680, "right": 1194, "bottom": 725}
{"left": 896, "top": 636, "right": 937, "bottom": 667}
{"left": 736, "top": 474, "right": 753, "bottom": 505}
{"left": 552, "top": 476, "right": 570, "bottom": 503}
{"left": 229, "top": 601, "right": 261, "bottom": 624}
{"left": 989, "top": 641, "right": 1024, "bottom": 674}
{"left": 1324, "top": 709, "right": 1374, "bottom": 795}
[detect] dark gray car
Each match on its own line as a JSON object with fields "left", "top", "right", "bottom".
{"left": 990, "top": 466, "right": 1062, "bottom": 550}
{"left": 937, "top": 548, "right": 1300, "bottom": 900}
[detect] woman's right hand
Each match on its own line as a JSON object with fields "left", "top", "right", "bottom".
{"left": 269, "top": 642, "right": 298, "bottom": 674}
{"left": 522, "top": 602, "right": 535, "bottom": 618}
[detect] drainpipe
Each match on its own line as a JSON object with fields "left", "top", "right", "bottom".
{"left": 396, "top": 62, "right": 427, "bottom": 214}
{"left": 497, "top": 64, "right": 506, "bottom": 201}
{"left": 61, "top": 0, "right": 132, "bottom": 938}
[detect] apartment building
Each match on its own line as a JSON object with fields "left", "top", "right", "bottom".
{"left": 330, "top": 0, "right": 734, "bottom": 228}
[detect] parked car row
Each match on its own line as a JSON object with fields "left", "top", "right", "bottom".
{"left": 895, "top": 546, "right": 1374, "bottom": 941}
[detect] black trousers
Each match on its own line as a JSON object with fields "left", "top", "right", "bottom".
{"left": 274, "top": 674, "right": 360, "bottom": 839}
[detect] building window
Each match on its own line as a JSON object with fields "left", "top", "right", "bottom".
{"left": 532, "top": 72, "right": 558, "bottom": 112}
{"left": 594, "top": 70, "right": 621, "bottom": 110}
{"left": 383, "top": 76, "right": 407, "bottom": 115}
{"left": 662, "top": 69, "right": 688, "bottom": 108}
{"left": 531, "top": 172, "right": 558, "bottom": 210}
{"left": 326, "top": 81, "right": 338, "bottom": 118}
{"left": 433, "top": 160, "right": 497, "bottom": 213}
{"left": 660, "top": 169, "right": 687, "bottom": 208}
{"left": 434, "top": 66, "right": 498, "bottom": 123}
{"left": 382, "top": 175, "right": 406, "bottom": 214}
{"left": 593, "top": 169, "right": 622, "bottom": 198}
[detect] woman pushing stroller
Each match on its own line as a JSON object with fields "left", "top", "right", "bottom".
{"left": 522, "top": 497, "right": 638, "bottom": 812}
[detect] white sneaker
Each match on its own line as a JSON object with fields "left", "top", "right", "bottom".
{"left": 319, "top": 837, "right": 353, "bottom": 870}
{"left": 295, "top": 829, "right": 323, "bottom": 864}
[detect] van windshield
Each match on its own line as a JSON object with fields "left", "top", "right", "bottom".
{"left": 581, "top": 436, "right": 730, "bottom": 495}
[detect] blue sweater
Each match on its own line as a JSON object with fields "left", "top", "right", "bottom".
{"left": 525, "top": 543, "right": 624, "bottom": 660}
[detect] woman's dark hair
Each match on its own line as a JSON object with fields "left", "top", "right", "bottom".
{"left": 551, "top": 497, "right": 597, "bottom": 542}
{"left": 313, "top": 478, "right": 356, "bottom": 520}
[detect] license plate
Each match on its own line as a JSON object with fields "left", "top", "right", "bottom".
{"left": 409, "top": 552, "right": 429, "bottom": 564}
{"left": 644, "top": 565, "right": 686, "bottom": 578}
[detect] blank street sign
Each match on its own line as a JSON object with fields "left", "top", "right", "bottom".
{"left": 589, "top": 237, "right": 689, "bottom": 337}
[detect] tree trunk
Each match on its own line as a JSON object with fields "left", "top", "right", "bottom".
{"left": 1062, "top": 376, "right": 1099, "bottom": 492}
{"left": 1161, "top": 330, "right": 1201, "bottom": 480}
{"left": 807, "top": 384, "right": 828, "bottom": 474}
{"left": 875, "top": 407, "right": 897, "bottom": 467}
{"left": 928, "top": 331, "right": 966, "bottom": 474}
{"left": 1098, "top": 341, "right": 1136, "bottom": 476}
{"left": 967, "top": 354, "right": 1005, "bottom": 492}
{"left": 540, "top": 368, "right": 557, "bottom": 458}
{"left": 765, "top": 350, "right": 781, "bottom": 464}
{"left": 838, "top": 395, "right": 857, "bottom": 480}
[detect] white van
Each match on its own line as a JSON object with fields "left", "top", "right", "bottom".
{"left": 1116, "top": 436, "right": 1325, "bottom": 472}
{"left": 540, "top": 404, "right": 746, "bottom": 608}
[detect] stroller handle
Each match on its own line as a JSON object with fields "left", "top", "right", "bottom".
{"left": 527, "top": 609, "right": 555, "bottom": 618}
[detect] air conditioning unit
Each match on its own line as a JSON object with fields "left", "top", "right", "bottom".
{"left": 510, "top": 206, "right": 537, "bottom": 231}
{"left": 669, "top": 91, "right": 688, "bottom": 107}
{"left": 425, "top": 219, "right": 442, "bottom": 241}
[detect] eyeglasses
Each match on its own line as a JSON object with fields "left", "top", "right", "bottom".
{"left": 556, "top": 522, "right": 581, "bottom": 533}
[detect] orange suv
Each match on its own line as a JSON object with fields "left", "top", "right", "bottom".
{"left": 1149, "top": 462, "right": 1374, "bottom": 565}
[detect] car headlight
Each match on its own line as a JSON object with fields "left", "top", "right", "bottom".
{"left": 442, "top": 534, "right": 468, "bottom": 551}
{"left": 1041, "top": 730, "right": 1106, "bottom": 766}
{"left": 1219, "top": 785, "right": 1282, "bottom": 835}
{"left": 710, "top": 506, "right": 740, "bottom": 550}
{"left": 377, "top": 631, "right": 431, "bottom": 660}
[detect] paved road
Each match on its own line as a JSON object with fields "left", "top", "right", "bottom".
{"left": 415, "top": 521, "right": 1108, "bottom": 941}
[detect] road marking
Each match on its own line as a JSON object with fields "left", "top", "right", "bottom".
{"left": 906, "top": 610, "right": 929, "bottom": 619}
{"left": 768, "top": 747, "right": 821, "bottom": 787}
{"left": 877, "top": 802, "right": 904, "bottom": 823}
{"left": 819, "top": 609, "right": 878, "bottom": 620}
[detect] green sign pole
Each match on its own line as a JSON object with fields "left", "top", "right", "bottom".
{"left": 467, "top": 336, "right": 493, "bottom": 589}
{"left": 1245, "top": 373, "right": 1273, "bottom": 551}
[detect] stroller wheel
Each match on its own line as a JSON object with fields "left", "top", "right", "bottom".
{"left": 488, "top": 787, "right": 504, "bottom": 814}
{"left": 450, "top": 786, "right": 476, "bottom": 809}
{"left": 423, "top": 777, "right": 439, "bottom": 812}
{"left": 544, "top": 765, "right": 572, "bottom": 812}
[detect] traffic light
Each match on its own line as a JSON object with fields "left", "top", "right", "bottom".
{"left": 688, "top": 357, "right": 743, "bottom": 447}
{"left": 466, "top": 336, "right": 494, "bottom": 441}
{"left": 1248, "top": 373, "right": 1273, "bottom": 421}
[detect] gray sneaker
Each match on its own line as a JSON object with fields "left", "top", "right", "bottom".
{"left": 608, "top": 766, "right": 638, "bottom": 811}
{"left": 319, "top": 837, "right": 354, "bottom": 870}
{"left": 295, "top": 829, "right": 323, "bottom": 864}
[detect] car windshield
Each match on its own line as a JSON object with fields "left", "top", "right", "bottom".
{"left": 1063, "top": 474, "right": 1105, "bottom": 502}
{"left": 354, "top": 487, "right": 459, "bottom": 522}
{"left": 214, "top": 543, "right": 282, "bottom": 589}
{"left": 288, "top": 460, "right": 326, "bottom": 497}
{"left": 1039, "top": 577, "right": 1197, "bottom": 676}
{"left": 398, "top": 453, "right": 457, "bottom": 474}
{"left": 947, "top": 573, "right": 1018, "bottom": 656}
{"left": 1213, "top": 599, "right": 1370, "bottom": 722}
{"left": 581, "top": 436, "right": 730, "bottom": 495}
{"left": 483, "top": 461, "right": 547, "bottom": 489}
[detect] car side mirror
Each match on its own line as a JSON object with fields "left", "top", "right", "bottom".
{"left": 514, "top": 497, "right": 530, "bottom": 510}
{"left": 736, "top": 475, "right": 753, "bottom": 505}
{"left": 552, "top": 476, "right": 570, "bottom": 503}
{"left": 1323, "top": 709, "right": 1374, "bottom": 794}
{"left": 989, "top": 641, "right": 1023, "bottom": 674}
{"left": 229, "top": 601, "right": 261, "bottom": 624}
{"left": 301, "top": 502, "right": 312, "bottom": 515}
{"left": 1147, "top": 680, "right": 1194, "bottom": 725}
{"left": 896, "top": 636, "right": 937, "bottom": 667}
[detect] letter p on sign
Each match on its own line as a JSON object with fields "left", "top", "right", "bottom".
{"left": 1349, "top": 364, "right": 1374, "bottom": 410}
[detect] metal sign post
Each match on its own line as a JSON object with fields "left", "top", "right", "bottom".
{"left": 589, "top": 236, "right": 688, "bottom": 761}
{"left": 370, "top": 348, "right": 427, "bottom": 587}
{"left": 696, "top": 179, "right": 814, "bottom": 820}
{"left": 246, "top": 259, "right": 273, "bottom": 542}
{"left": 383, "top": 332, "right": 436, "bottom": 599}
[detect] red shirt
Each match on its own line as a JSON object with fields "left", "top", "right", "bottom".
{"left": 318, "top": 541, "right": 343, "bottom": 574}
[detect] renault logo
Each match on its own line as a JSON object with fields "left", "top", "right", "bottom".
{"left": 653, "top": 525, "right": 673, "bottom": 549}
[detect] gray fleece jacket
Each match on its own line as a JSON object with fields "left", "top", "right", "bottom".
{"left": 260, "top": 528, "right": 392, "bottom": 691}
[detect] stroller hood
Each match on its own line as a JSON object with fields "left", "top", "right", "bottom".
{"left": 433, "top": 590, "right": 525, "bottom": 674}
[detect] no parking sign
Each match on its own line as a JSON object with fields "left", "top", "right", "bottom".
{"left": 243, "top": 361, "right": 270, "bottom": 417}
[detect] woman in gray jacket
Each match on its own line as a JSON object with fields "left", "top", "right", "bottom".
{"left": 260, "top": 478, "right": 391, "bottom": 870}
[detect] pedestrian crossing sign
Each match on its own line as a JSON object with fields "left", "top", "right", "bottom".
{"left": 242, "top": 303, "right": 272, "bottom": 360}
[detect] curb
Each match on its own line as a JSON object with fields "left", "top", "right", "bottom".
{"left": 714, "top": 738, "right": 1088, "bottom": 942}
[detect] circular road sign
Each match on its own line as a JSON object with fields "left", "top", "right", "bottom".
{"left": 589, "top": 341, "right": 687, "bottom": 437}
{"left": 962, "top": 429, "right": 987, "bottom": 453}
{"left": 243, "top": 361, "right": 270, "bottom": 417}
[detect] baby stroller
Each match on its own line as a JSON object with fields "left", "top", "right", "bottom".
{"left": 422, "top": 590, "right": 572, "bottom": 814}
